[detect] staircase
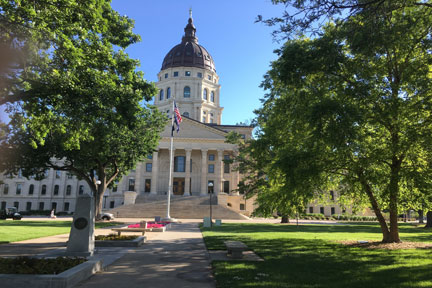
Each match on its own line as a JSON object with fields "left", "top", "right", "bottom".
{"left": 109, "top": 194, "right": 248, "bottom": 220}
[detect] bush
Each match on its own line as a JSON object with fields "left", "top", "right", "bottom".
{"left": 95, "top": 234, "right": 137, "bottom": 241}
{"left": 0, "top": 256, "right": 85, "bottom": 274}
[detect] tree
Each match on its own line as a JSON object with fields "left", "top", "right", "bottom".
{"left": 255, "top": 2, "right": 432, "bottom": 242}
{"left": 0, "top": 0, "right": 167, "bottom": 218}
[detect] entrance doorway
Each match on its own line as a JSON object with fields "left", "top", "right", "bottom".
{"left": 173, "top": 178, "right": 185, "bottom": 195}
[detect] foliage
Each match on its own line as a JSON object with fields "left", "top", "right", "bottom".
{"left": 95, "top": 234, "right": 137, "bottom": 241}
{"left": 0, "top": 256, "right": 86, "bottom": 274}
{"left": 0, "top": 0, "right": 167, "bottom": 217}
{"left": 202, "top": 223, "right": 432, "bottom": 288}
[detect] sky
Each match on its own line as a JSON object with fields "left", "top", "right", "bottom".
{"left": 0, "top": 0, "right": 286, "bottom": 125}
{"left": 109, "top": 0, "right": 285, "bottom": 125}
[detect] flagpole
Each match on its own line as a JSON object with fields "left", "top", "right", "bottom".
{"left": 165, "top": 99, "right": 175, "bottom": 221}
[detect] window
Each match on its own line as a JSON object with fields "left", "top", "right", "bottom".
{"left": 208, "top": 154, "right": 215, "bottom": 161}
{"left": 183, "top": 112, "right": 189, "bottom": 117}
{"left": 146, "top": 163, "right": 152, "bottom": 172}
{"left": 51, "top": 202, "right": 57, "bottom": 211}
{"left": 14, "top": 201, "right": 19, "bottom": 210}
{"left": 147, "top": 154, "right": 153, "bottom": 159}
{"left": 210, "top": 91, "right": 215, "bottom": 102}
{"left": 164, "top": 73, "right": 168, "bottom": 78}
{"left": 197, "top": 72, "right": 202, "bottom": 78}
{"left": 16, "top": 183, "right": 22, "bottom": 195}
{"left": 240, "top": 203, "right": 245, "bottom": 210}
{"left": 320, "top": 207, "right": 324, "bottom": 214}
{"left": 67, "top": 173, "right": 73, "bottom": 179}
{"left": 54, "top": 185, "right": 59, "bottom": 195}
{"left": 128, "top": 179, "right": 135, "bottom": 191}
{"left": 26, "top": 202, "right": 32, "bottom": 211}
{"left": 66, "top": 185, "right": 71, "bottom": 195}
{"left": 39, "top": 202, "right": 45, "bottom": 210}
{"left": 145, "top": 179, "right": 151, "bottom": 193}
{"left": 185, "top": 71, "right": 191, "bottom": 76}
{"left": 18, "top": 169, "right": 22, "bottom": 178}
{"left": 41, "top": 185, "right": 47, "bottom": 195}
{"left": 183, "top": 86, "right": 191, "bottom": 98}
{"left": 1, "top": 201, "right": 6, "bottom": 210}
{"left": 64, "top": 202, "right": 70, "bottom": 211}
{"left": 110, "top": 201, "right": 115, "bottom": 208}
{"left": 309, "top": 207, "right": 314, "bottom": 213}
{"left": 167, "top": 87, "right": 171, "bottom": 99}
{"left": 173, "top": 71, "right": 179, "bottom": 77}
{"left": 28, "top": 184, "right": 34, "bottom": 195}
{"left": 55, "top": 170, "right": 61, "bottom": 179}
{"left": 79, "top": 185, "right": 84, "bottom": 195}
{"left": 202, "top": 116, "right": 206, "bottom": 123}
{"left": 330, "top": 190, "right": 335, "bottom": 201}
{"left": 3, "top": 184, "right": 8, "bottom": 194}
{"left": 208, "top": 180, "right": 214, "bottom": 194}
{"left": 331, "top": 207, "right": 336, "bottom": 215}
{"left": 159, "top": 89, "right": 164, "bottom": 101}
{"left": 208, "top": 75, "right": 212, "bottom": 80}
{"left": 224, "top": 155, "right": 230, "bottom": 173}
{"left": 44, "top": 169, "right": 49, "bottom": 178}
{"left": 223, "top": 181, "right": 230, "bottom": 193}
{"left": 203, "top": 88, "right": 208, "bottom": 100}
{"left": 174, "top": 156, "right": 186, "bottom": 172}
{"left": 208, "top": 164, "right": 215, "bottom": 173}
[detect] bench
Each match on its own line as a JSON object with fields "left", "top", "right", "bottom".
{"left": 111, "top": 227, "right": 149, "bottom": 236}
{"left": 224, "top": 241, "right": 248, "bottom": 259}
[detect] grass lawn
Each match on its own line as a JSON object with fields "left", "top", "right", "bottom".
{"left": 202, "top": 223, "right": 432, "bottom": 288}
{"left": 0, "top": 220, "right": 122, "bottom": 243}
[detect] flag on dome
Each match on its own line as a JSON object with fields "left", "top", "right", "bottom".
{"left": 173, "top": 101, "right": 182, "bottom": 134}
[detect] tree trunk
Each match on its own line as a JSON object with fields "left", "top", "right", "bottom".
{"left": 425, "top": 211, "right": 432, "bottom": 228}
{"left": 94, "top": 184, "right": 106, "bottom": 220}
{"left": 281, "top": 215, "right": 289, "bottom": 223}
{"left": 418, "top": 209, "right": 424, "bottom": 224}
{"left": 386, "top": 156, "right": 401, "bottom": 243}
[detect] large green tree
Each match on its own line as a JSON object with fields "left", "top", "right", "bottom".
{"left": 254, "top": 2, "right": 432, "bottom": 242}
{"left": 0, "top": 0, "right": 167, "bottom": 217}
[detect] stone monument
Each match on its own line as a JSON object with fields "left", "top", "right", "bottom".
{"left": 66, "top": 194, "right": 95, "bottom": 256}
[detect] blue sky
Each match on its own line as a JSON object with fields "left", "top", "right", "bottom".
{"left": 0, "top": 1, "right": 285, "bottom": 125}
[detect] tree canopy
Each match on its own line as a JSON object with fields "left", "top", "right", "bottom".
{"left": 251, "top": 1, "right": 432, "bottom": 242}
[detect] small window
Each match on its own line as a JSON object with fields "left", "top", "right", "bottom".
{"left": 223, "top": 181, "right": 230, "bottom": 193}
{"left": 164, "top": 73, "right": 168, "bottom": 78}
{"left": 41, "top": 185, "right": 46, "bottom": 195}
{"left": 147, "top": 154, "right": 153, "bottom": 159}
{"left": 167, "top": 87, "right": 171, "bottom": 99}
{"left": 29, "top": 184, "right": 34, "bottom": 195}
{"left": 331, "top": 207, "right": 336, "bottom": 215}
{"left": 211, "top": 91, "right": 215, "bottom": 102}
{"left": 129, "top": 179, "right": 135, "bottom": 191}
{"left": 64, "top": 202, "right": 70, "bottom": 211}
{"left": 309, "top": 207, "right": 313, "bottom": 213}
{"left": 146, "top": 163, "right": 152, "bottom": 172}
{"left": 208, "top": 75, "right": 212, "bottom": 80}
{"left": 54, "top": 185, "right": 59, "bottom": 195}
{"left": 55, "top": 170, "right": 61, "bottom": 179}
{"left": 145, "top": 179, "right": 151, "bottom": 193}
{"left": 78, "top": 185, "right": 84, "bottom": 195}
{"left": 51, "top": 202, "right": 57, "bottom": 211}
{"left": 183, "top": 112, "right": 189, "bottom": 117}
{"left": 66, "top": 185, "right": 72, "bottom": 195}
{"left": 173, "top": 71, "right": 179, "bottom": 77}
{"left": 14, "top": 201, "right": 19, "bottom": 210}
{"left": 208, "top": 154, "right": 215, "bottom": 161}
{"left": 110, "top": 201, "right": 115, "bottom": 208}
{"left": 320, "top": 207, "right": 324, "bottom": 214}
{"left": 240, "top": 203, "right": 245, "bottom": 210}
{"left": 1, "top": 201, "right": 6, "bottom": 210}
{"left": 185, "top": 71, "right": 191, "bottom": 76}
{"left": 197, "top": 72, "right": 202, "bottom": 78}
{"left": 39, "top": 202, "right": 44, "bottom": 210}
{"left": 174, "top": 156, "right": 186, "bottom": 172}
{"left": 3, "top": 184, "right": 8, "bottom": 194}
{"left": 208, "top": 164, "right": 215, "bottom": 173}
{"left": 184, "top": 86, "right": 191, "bottom": 98}
{"left": 159, "top": 89, "right": 164, "bottom": 101}
{"left": 203, "top": 89, "right": 208, "bottom": 100}
{"left": 26, "top": 202, "right": 32, "bottom": 211}
{"left": 224, "top": 155, "right": 230, "bottom": 173}
{"left": 16, "top": 183, "right": 22, "bottom": 195}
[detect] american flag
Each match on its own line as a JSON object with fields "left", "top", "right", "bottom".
{"left": 173, "top": 101, "right": 182, "bottom": 134}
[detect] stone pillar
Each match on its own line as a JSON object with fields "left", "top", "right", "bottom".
{"left": 184, "top": 149, "right": 192, "bottom": 196}
{"left": 150, "top": 151, "right": 159, "bottom": 194}
{"left": 135, "top": 162, "right": 142, "bottom": 195}
{"left": 200, "top": 149, "right": 208, "bottom": 195}
{"left": 216, "top": 150, "right": 223, "bottom": 195}
{"left": 232, "top": 150, "right": 240, "bottom": 195}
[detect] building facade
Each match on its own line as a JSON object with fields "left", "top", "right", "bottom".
{"left": 0, "top": 14, "right": 255, "bottom": 216}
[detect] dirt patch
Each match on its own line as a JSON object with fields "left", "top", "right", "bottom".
{"left": 339, "top": 240, "right": 432, "bottom": 250}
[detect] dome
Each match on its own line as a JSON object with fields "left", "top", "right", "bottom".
{"left": 161, "top": 16, "right": 216, "bottom": 72}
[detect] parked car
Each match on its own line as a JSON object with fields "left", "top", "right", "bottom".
{"left": 100, "top": 212, "right": 115, "bottom": 221}
{"left": 0, "top": 207, "right": 22, "bottom": 220}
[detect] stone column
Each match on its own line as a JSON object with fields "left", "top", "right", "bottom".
{"left": 232, "top": 150, "right": 240, "bottom": 195}
{"left": 216, "top": 150, "right": 223, "bottom": 195}
{"left": 200, "top": 149, "right": 208, "bottom": 195}
{"left": 134, "top": 162, "right": 142, "bottom": 194}
{"left": 150, "top": 151, "right": 159, "bottom": 195}
{"left": 184, "top": 149, "right": 192, "bottom": 196}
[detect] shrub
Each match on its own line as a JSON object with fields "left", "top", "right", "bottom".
{"left": 0, "top": 257, "right": 85, "bottom": 274}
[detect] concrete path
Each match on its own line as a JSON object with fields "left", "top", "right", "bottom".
{"left": 77, "top": 222, "right": 215, "bottom": 288}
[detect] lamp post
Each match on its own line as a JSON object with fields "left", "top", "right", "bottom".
{"left": 208, "top": 181, "right": 214, "bottom": 227}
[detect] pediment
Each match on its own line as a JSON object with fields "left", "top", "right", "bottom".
{"left": 160, "top": 117, "right": 227, "bottom": 140}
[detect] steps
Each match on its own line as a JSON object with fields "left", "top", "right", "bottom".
{"left": 109, "top": 194, "right": 248, "bottom": 220}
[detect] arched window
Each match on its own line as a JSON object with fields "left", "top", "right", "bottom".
{"left": 28, "top": 184, "right": 34, "bottom": 195}
{"left": 167, "top": 87, "right": 171, "bottom": 99}
{"left": 210, "top": 91, "right": 215, "bottom": 102}
{"left": 183, "top": 112, "right": 190, "bottom": 117}
{"left": 203, "top": 88, "right": 208, "bottom": 100}
{"left": 41, "top": 185, "right": 47, "bottom": 195}
{"left": 54, "top": 185, "right": 59, "bottom": 195}
{"left": 159, "top": 89, "right": 164, "bottom": 101}
{"left": 183, "top": 86, "right": 191, "bottom": 98}
{"left": 66, "top": 185, "right": 72, "bottom": 195}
